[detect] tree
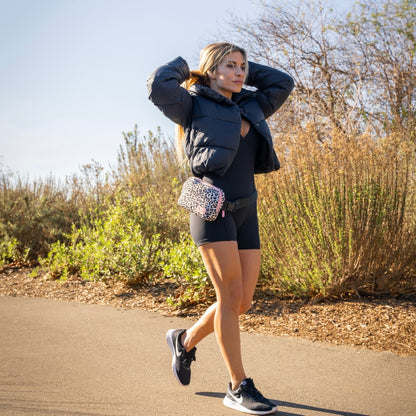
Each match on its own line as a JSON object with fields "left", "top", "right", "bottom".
{"left": 230, "top": 0, "right": 416, "bottom": 140}
{"left": 342, "top": 0, "right": 416, "bottom": 137}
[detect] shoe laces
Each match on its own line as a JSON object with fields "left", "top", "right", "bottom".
{"left": 239, "top": 378, "right": 265, "bottom": 402}
{"left": 181, "top": 347, "right": 196, "bottom": 369}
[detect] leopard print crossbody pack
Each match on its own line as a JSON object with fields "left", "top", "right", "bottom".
{"left": 178, "top": 177, "right": 226, "bottom": 221}
{"left": 178, "top": 177, "right": 258, "bottom": 221}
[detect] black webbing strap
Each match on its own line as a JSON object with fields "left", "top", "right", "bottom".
{"left": 223, "top": 190, "right": 258, "bottom": 213}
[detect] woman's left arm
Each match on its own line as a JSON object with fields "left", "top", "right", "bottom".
{"left": 244, "top": 61, "right": 294, "bottom": 119}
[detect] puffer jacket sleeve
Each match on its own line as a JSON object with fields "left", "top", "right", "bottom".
{"left": 147, "top": 57, "right": 192, "bottom": 127}
{"left": 244, "top": 61, "right": 294, "bottom": 119}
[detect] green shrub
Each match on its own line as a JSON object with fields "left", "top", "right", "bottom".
{"left": 161, "top": 234, "right": 211, "bottom": 307}
{"left": 42, "top": 195, "right": 163, "bottom": 284}
{"left": 0, "top": 238, "right": 21, "bottom": 266}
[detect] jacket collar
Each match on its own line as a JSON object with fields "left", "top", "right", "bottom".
{"left": 189, "top": 84, "right": 236, "bottom": 106}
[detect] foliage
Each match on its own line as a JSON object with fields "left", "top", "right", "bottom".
{"left": 42, "top": 194, "right": 163, "bottom": 284}
{"left": 0, "top": 238, "right": 22, "bottom": 267}
{"left": 161, "top": 234, "right": 212, "bottom": 307}
{"left": 0, "top": 168, "right": 91, "bottom": 261}
{"left": 37, "top": 131, "right": 190, "bottom": 286}
{"left": 0, "top": 129, "right": 188, "bottom": 266}
{"left": 257, "top": 127, "right": 416, "bottom": 297}
{"left": 112, "top": 126, "right": 189, "bottom": 241}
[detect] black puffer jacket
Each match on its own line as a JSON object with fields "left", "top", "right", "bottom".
{"left": 147, "top": 56, "right": 294, "bottom": 176}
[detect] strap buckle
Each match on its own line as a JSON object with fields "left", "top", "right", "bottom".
{"left": 223, "top": 200, "right": 237, "bottom": 213}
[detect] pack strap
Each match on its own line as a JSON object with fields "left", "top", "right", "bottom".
{"left": 223, "top": 190, "right": 258, "bottom": 213}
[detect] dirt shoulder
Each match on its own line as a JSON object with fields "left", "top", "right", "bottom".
{"left": 1, "top": 267, "right": 415, "bottom": 357}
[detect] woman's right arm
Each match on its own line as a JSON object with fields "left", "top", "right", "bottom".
{"left": 147, "top": 56, "right": 192, "bottom": 127}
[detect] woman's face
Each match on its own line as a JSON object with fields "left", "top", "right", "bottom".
{"left": 208, "top": 51, "right": 246, "bottom": 99}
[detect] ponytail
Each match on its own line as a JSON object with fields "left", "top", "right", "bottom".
{"left": 175, "top": 70, "right": 208, "bottom": 160}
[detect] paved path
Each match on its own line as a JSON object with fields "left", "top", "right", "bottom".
{"left": 0, "top": 296, "right": 415, "bottom": 416}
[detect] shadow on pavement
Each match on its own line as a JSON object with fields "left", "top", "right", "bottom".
{"left": 195, "top": 392, "right": 369, "bottom": 416}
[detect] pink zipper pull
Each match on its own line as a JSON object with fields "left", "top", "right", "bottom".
{"left": 222, "top": 210, "right": 225, "bottom": 218}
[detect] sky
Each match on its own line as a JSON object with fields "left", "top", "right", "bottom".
{"left": 0, "top": 0, "right": 349, "bottom": 180}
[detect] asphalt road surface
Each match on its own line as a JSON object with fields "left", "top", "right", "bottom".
{"left": 1, "top": 296, "right": 415, "bottom": 416}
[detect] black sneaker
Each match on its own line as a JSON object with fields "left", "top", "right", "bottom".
{"left": 166, "top": 329, "right": 196, "bottom": 386}
{"left": 223, "top": 378, "right": 278, "bottom": 415}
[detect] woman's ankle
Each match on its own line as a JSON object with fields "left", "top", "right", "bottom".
{"left": 231, "top": 376, "right": 246, "bottom": 391}
{"left": 181, "top": 330, "right": 192, "bottom": 352}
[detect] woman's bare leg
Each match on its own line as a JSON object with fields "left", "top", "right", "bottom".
{"left": 181, "top": 241, "right": 261, "bottom": 389}
{"left": 201, "top": 241, "right": 245, "bottom": 388}
{"left": 182, "top": 248, "right": 261, "bottom": 352}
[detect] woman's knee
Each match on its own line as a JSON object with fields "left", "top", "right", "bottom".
{"left": 239, "top": 297, "right": 253, "bottom": 315}
{"left": 219, "top": 282, "right": 243, "bottom": 314}
{"left": 219, "top": 278, "right": 254, "bottom": 315}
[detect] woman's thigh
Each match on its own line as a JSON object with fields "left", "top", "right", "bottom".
{"left": 198, "top": 241, "right": 242, "bottom": 303}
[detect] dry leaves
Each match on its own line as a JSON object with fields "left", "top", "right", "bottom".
{"left": 1, "top": 267, "right": 415, "bottom": 356}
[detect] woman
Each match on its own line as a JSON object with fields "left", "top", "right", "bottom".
{"left": 147, "top": 42, "right": 294, "bottom": 415}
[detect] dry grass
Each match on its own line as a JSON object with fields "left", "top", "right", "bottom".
{"left": 257, "top": 125, "right": 416, "bottom": 297}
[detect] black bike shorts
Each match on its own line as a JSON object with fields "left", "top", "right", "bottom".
{"left": 190, "top": 202, "right": 260, "bottom": 250}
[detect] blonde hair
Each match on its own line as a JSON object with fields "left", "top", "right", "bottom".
{"left": 175, "top": 42, "right": 248, "bottom": 160}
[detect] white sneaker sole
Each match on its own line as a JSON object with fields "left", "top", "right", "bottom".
{"left": 223, "top": 396, "right": 278, "bottom": 415}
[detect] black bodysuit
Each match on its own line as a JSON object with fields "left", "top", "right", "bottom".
{"left": 190, "top": 125, "right": 261, "bottom": 249}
